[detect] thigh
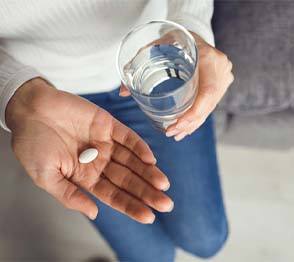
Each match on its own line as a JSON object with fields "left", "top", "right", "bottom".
{"left": 81, "top": 91, "right": 175, "bottom": 262}
{"left": 155, "top": 116, "right": 228, "bottom": 256}
{"left": 90, "top": 202, "right": 175, "bottom": 262}
{"left": 107, "top": 89, "right": 228, "bottom": 257}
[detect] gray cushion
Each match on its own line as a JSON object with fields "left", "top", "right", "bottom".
{"left": 216, "top": 110, "right": 294, "bottom": 150}
{"left": 212, "top": 1, "right": 294, "bottom": 115}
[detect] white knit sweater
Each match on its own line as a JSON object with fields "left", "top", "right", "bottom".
{"left": 0, "top": 0, "right": 214, "bottom": 130}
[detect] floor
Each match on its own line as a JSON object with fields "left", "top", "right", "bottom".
{"left": 1, "top": 128, "right": 294, "bottom": 262}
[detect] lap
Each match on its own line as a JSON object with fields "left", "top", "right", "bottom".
{"left": 89, "top": 203, "right": 175, "bottom": 262}
{"left": 82, "top": 88, "right": 228, "bottom": 257}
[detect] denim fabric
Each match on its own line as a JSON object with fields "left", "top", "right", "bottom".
{"left": 82, "top": 86, "right": 228, "bottom": 262}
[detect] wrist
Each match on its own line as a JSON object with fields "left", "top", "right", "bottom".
{"left": 5, "top": 77, "right": 58, "bottom": 132}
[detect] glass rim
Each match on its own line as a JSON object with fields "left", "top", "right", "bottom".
{"left": 116, "top": 19, "right": 198, "bottom": 98}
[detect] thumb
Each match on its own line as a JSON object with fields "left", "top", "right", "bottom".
{"left": 35, "top": 171, "right": 99, "bottom": 220}
{"left": 119, "top": 83, "right": 131, "bottom": 97}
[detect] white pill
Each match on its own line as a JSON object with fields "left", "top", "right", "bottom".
{"left": 79, "top": 148, "right": 99, "bottom": 164}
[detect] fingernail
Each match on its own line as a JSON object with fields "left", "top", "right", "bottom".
{"left": 148, "top": 156, "right": 156, "bottom": 165}
{"left": 143, "top": 154, "right": 156, "bottom": 164}
{"left": 166, "top": 129, "right": 180, "bottom": 137}
{"left": 162, "top": 182, "right": 170, "bottom": 191}
{"left": 147, "top": 213, "right": 156, "bottom": 224}
{"left": 89, "top": 208, "right": 98, "bottom": 220}
{"left": 167, "top": 201, "right": 174, "bottom": 212}
{"left": 176, "top": 120, "right": 190, "bottom": 129}
{"left": 174, "top": 132, "right": 187, "bottom": 141}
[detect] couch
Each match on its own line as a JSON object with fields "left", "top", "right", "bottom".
{"left": 213, "top": 1, "right": 294, "bottom": 150}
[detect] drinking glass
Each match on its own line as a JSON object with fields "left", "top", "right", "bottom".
{"left": 117, "top": 20, "right": 198, "bottom": 130}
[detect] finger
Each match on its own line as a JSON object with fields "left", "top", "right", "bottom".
{"left": 172, "top": 118, "right": 205, "bottom": 142}
{"left": 111, "top": 142, "right": 170, "bottom": 191}
{"left": 174, "top": 131, "right": 189, "bottom": 142}
{"left": 166, "top": 123, "right": 195, "bottom": 140}
{"left": 35, "top": 172, "right": 98, "bottom": 220}
{"left": 166, "top": 87, "right": 213, "bottom": 134}
{"left": 119, "top": 83, "right": 131, "bottom": 97}
{"left": 111, "top": 119, "right": 156, "bottom": 164}
{"left": 186, "top": 118, "right": 206, "bottom": 135}
{"left": 92, "top": 176, "right": 155, "bottom": 224}
{"left": 104, "top": 161, "right": 173, "bottom": 212}
{"left": 165, "top": 127, "right": 182, "bottom": 137}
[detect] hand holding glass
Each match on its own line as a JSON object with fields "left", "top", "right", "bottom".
{"left": 117, "top": 20, "right": 199, "bottom": 130}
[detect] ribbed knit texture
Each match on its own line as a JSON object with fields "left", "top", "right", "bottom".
{"left": 167, "top": 0, "right": 215, "bottom": 46}
{"left": 0, "top": 0, "right": 214, "bottom": 131}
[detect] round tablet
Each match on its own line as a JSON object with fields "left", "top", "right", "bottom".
{"left": 79, "top": 148, "right": 99, "bottom": 164}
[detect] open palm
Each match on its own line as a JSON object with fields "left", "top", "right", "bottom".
{"left": 9, "top": 80, "right": 173, "bottom": 224}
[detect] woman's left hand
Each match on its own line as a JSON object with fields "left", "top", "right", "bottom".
{"left": 119, "top": 32, "right": 234, "bottom": 141}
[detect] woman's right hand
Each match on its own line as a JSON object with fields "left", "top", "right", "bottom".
{"left": 6, "top": 78, "right": 173, "bottom": 224}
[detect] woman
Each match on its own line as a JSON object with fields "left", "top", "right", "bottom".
{"left": 0, "top": 1, "right": 233, "bottom": 261}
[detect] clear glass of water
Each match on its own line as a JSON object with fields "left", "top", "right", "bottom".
{"left": 117, "top": 20, "right": 198, "bottom": 130}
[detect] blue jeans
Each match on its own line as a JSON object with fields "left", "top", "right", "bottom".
{"left": 82, "top": 88, "right": 228, "bottom": 262}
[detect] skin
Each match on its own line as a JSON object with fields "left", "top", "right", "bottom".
{"left": 6, "top": 78, "right": 173, "bottom": 224}
{"left": 120, "top": 33, "right": 234, "bottom": 141}
{"left": 5, "top": 32, "right": 233, "bottom": 224}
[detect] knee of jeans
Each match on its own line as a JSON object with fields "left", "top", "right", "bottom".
{"left": 174, "top": 219, "right": 229, "bottom": 259}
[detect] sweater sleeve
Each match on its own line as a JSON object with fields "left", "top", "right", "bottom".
{"left": 166, "top": 0, "right": 215, "bottom": 46}
{"left": 0, "top": 48, "right": 41, "bottom": 131}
